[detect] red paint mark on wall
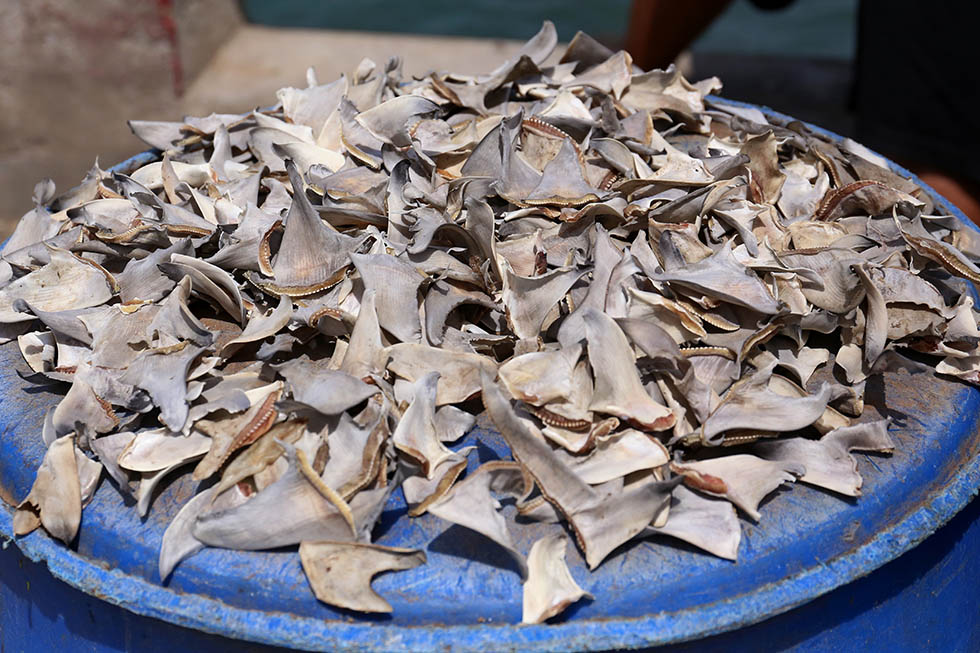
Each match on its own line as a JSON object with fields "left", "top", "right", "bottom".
{"left": 155, "top": 0, "right": 184, "bottom": 97}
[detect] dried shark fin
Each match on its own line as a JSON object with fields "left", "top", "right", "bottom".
{"left": 392, "top": 372, "right": 457, "bottom": 478}
{"left": 0, "top": 248, "right": 115, "bottom": 323}
{"left": 356, "top": 95, "right": 440, "bottom": 147}
{"left": 583, "top": 309, "right": 674, "bottom": 431}
{"left": 340, "top": 288, "right": 388, "bottom": 379}
{"left": 522, "top": 533, "right": 593, "bottom": 624}
{"left": 673, "top": 454, "right": 804, "bottom": 521}
{"left": 559, "top": 429, "right": 669, "bottom": 485}
{"left": 501, "top": 261, "right": 589, "bottom": 341}
{"left": 158, "top": 483, "right": 250, "bottom": 580}
{"left": 557, "top": 225, "right": 620, "bottom": 346}
{"left": 221, "top": 294, "right": 293, "bottom": 354}
{"left": 498, "top": 345, "right": 579, "bottom": 407}
{"left": 211, "top": 419, "right": 305, "bottom": 498}
{"left": 192, "top": 441, "right": 357, "bottom": 550}
{"left": 387, "top": 343, "right": 497, "bottom": 405}
{"left": 168, "top": 254, "right": 246, "bottom": 324}
{"left": 482, "top": 374, "right": 679, "bottom": 569}
{"left": 14, "top": 435, "right": 81, "bottom": 543}
{"left": 699, "top": 361, "right": 833, "bottom": 446}
{"left": 524, "top": 138, "right": 601, "bottom": 207}
{"left": 121, "top": 343, "right": 205, "bottom": 432}
{"left": 649, "top": 243, "right": 783, "bottom": 314}
{"left": 299, "top": 541, "right": 426, "bottom": 613}
{"left": 118, "top": 428, "right": 212, "bottom": 473}
{"left": 256, "top": 160, "right": 362, "bottom": 296}
{"left": 648, "top": 485, "right": 741, "bottom": 561}
{"left": 753, "top": 419, "right": 893, "bottom": 496}
{"left": 402, "top": 453, "right": 470, "bottom": 517}
{"left": 192, "top": 384, "right": 282, "bottom": 480}
{"left": 277, "top": 357, "right": 379, "bottom": 416}
{"left": 350, "top": 252, "right": 425, "bottom": 343}
{"left": 135, "top": 277, "right": 213, "bottom": 349}
{"left": 427, "top": 460, "right": 530, "bottom": 578}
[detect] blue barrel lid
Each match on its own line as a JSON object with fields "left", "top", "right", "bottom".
{"left": 1, "top": 100, "right": 979, "bottom": 652}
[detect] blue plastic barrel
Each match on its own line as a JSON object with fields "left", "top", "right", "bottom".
{"left": 2, "top": 101, "right": 979, "bottom": 652}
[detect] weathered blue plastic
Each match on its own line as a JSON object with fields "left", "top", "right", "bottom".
{"left": 1, "top": 101, "right": 979, "bottom": 652}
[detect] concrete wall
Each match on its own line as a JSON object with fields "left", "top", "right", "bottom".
{"left": 0, "top": 0, "right": 242, "bottom": 235}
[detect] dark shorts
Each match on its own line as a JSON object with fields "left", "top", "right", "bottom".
{"left": 854, "top": 0, "right": 980, "bottom": 183}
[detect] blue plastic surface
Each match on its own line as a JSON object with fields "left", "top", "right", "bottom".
{"left": 1, "top": 102, "right": 979, "bottom": 652}
{"left": 4, "top": 478, "right": 978, "bottom": 652}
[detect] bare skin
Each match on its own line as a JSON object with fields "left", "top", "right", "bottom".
{"left": 911, "top": 168, "right": 980, "bottom": 227}
{"left": 625, "top": 0, "right": 731, "bottom": 71}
